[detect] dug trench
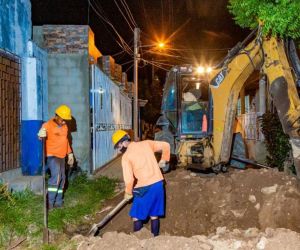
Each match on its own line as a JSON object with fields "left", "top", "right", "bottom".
{"left": 64, "top": 167, "right": 300, "bottom": 248}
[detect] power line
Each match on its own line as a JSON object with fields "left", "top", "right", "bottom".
{"left": 113, "top": 0, "right": 134, "bottom": 32}
{"left": 119, "top": 0, "right": 137, "bottom": 27}
{"left": 90, "top": 0, "right": 133, "bottom": 55}
{"left": 125, "top": 64, "right": 134, "bottom": 72}
{"left": 140, "top": 58, "right": 169, "bottom": 71}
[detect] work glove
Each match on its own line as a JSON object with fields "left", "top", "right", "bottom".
{"left": 37, "top": 127, "right": 47, "bottom": 138}
{"left": 67, "top": 153, "right": 74, "bottom": 166}
{"left": 159, "top": 160, "right": 170, "bottom": 173}
{"left": 158, "top": 160, "right": 167, "bottom": 169}
{"left": 124, "top": 192, "right": 133, "bottom": 201}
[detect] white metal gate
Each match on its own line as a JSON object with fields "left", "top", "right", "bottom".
{"left": 90, "top": 65, "right": 132, "bottom": 171}
{"left": 238, "top": 112, "right": 264, "bottom": 141}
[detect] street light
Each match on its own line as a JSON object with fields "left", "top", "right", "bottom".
{"left": 158, "top": 42, "right": 165, "bottom": 49}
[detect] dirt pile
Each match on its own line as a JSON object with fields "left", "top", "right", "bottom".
{"left": 71, "top": 227, "right": 300, "bottom": 250}
{"left": 93, "top": 168, "right": 300, "bottom": 237}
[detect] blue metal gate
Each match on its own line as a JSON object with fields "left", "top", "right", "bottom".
{"left": 90, "top": 65, "right": 132, "bottom": 171}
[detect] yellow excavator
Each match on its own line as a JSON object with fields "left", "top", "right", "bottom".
{"left": 155, "top": 27, "right": 300, "bottom": 175}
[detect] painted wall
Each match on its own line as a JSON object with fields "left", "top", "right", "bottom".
{"left": 91, "top": 65, "right": 132, "bottom": 171}
{"left": 21, "top": 42, "right": 48, "bottom": 175}
{"left": 48, "top": 53, "right": 91, "bottom": 172}
{"left": 0, "top": 0, "right": 49, "bottom": 175}
{"left": 0, "top": 0, "right": 31, "bottom": 57}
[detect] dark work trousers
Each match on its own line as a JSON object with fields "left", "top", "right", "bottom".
{"left": 47, "top": 156, "right": 66, "bottom": 207}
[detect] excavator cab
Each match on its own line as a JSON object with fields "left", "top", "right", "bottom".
{"left": 156, "top": 65, "right": 213, "bottom": 168}
{"left": 180, "top": 74, "right": 209, "bottom": 137}
{"left": 160, "top": 65, "right": 211, "bottom": 138}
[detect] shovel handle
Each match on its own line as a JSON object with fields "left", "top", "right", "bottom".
{"left": 42, "top": 138, "right": 49, "bottom": 244}
{"left": 88, "top": 199, "right": 128, "bottom": 236}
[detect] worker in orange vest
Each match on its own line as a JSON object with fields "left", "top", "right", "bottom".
{"left": 112, "top": 130, "right": 170, "bottom": 236}
{"left": 38, "top": 104, "right": 74, "bottom": 209}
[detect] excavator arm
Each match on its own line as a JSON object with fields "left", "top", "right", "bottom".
{"left": 209, "top": 31, "right": 300, "bottom": 172}
{"left": 209, "top": 32, "right": 263, "bottom": 166}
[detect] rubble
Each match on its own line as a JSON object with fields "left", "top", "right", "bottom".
{"left": 72, "top": 168, "right": 300, "bottom": 249}
{"left": 70, "top": 228, "right": 300, "bottom": 250}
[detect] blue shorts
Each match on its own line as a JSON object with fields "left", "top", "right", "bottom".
{"left": 129, "top": 180, "right": 165, "bottom": 220}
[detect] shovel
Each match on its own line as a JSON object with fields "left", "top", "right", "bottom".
{"left": 88, "top": 198, "right": 129, "bottom": 236}
{"left": 42, "top": 138, "right": 49, "bottom": 244}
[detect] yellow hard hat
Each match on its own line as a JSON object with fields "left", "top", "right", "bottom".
{"left": 55, "top": 105, "right": 72, "bottom": 120}
{"left": 112, "top": 130, "right": 128, "bottom": 148}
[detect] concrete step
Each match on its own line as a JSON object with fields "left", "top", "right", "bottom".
{"left": 8, "top": 176, "right": 43, "bottom": 195}
{"left": 1, "top": 168, "right": 43, "bottom": 194}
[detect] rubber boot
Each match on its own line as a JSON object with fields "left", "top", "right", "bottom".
{"left": 133, "top": 220, "right": 143, "bottom": 232}
{"left": 151, "top": 219, "right": 160, "bottom": 236}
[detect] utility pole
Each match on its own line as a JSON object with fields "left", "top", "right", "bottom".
{"left": 133, "top": 27, "right": 140, "bottom": 141}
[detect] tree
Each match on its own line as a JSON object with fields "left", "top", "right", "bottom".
{"left": 139, "top": 77, "right": 163, "bottom": 123}
{"left": 228, "top": 0, "right": 300, "bottom": 39}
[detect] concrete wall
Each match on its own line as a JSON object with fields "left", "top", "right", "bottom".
{"left": 0, "top": 0, "right": 31, "bottom": 57}
{"left": 48, "top": 53, "right": 91, "bottom": 172}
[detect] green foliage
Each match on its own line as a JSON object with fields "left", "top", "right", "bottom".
{"left": 0, "top": 175, "right": 115, "bottom": 248}
{"left": 260, "top": 111, "right": 291, "bottom": 170}
{"left": 48, "top": 175, "right": 116, "bottom": 230}
{"left": 228, "top": 0, "right": 300, "bottom": 39}
{"left": 0, "top": 183, "right": 15, "bottom": 204}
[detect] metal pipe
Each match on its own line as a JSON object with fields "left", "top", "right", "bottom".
{"left": 231, "top": 155, "right": 270, "bottom": 169}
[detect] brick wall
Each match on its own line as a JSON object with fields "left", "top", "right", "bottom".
{"left": 42, "top": 25, "right": 89, "bottom": 54}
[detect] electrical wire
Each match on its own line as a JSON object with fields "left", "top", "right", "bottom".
{"left": 140, "top": 58, "right": 169, "bottom": 71}
{"left": 90, "top": 0, "right": 133, "bottom": 55}
{"left": 119, "top": 0, "right": 138, "bottom": 27}
{"left": 143, "top": 59, "right": 175, "bottom": 67}
{"left": 125, "top": 64, "right": 134, "bottom": 72}
{"left": 113, "top": 0, "right": 134, "bottom": 32}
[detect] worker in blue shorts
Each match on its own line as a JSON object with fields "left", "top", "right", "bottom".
{"left": 112, "top": 130, "right": 170, "bottom": 236}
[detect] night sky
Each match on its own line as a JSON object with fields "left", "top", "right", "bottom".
{"left": 31, "top": 0, "right": 250, "bottom": 75}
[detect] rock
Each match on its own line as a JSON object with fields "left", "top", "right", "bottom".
{"left": 261, "top": 184, "right": 278, "bottom": 195}
{"left": 183, "top": 175, "right": 191, "bottom": 179}
{"left": 199, "top": 243, "right": 213, "bottom": 250}
{"left": 248, "top": 195, "right": 256, "bottom": 203}
{"left": 133, "top": 228, "right": 153, "bottom": 240}
{"left": 64, "top": 224, "right": 77, "bottom": 235}
{"left": 216, "top": 227, "right": 227, "bottom": 235}
{"left": 233, "top": 240, "right": 243, "bottom": 249}
{"left": 265, "top": 228, "right": 275, "bottom": 238}
{"left": 190, "top": 172, "right": 197, "bottom": 177}
{"left": 244, "top": 228, "right": 259, "bottom": 238}
{"left": 256, "top": 236, "right": 268, "bottom": 249}
{"left": 225, "top": 185, "right": 232, "bottom": 192}
{"left": 255, "top": 203, "right": 261, "bottom": 211}
{"left": 232, "top": 229, "right": 242, "bottom": 236}
{"left": 230, "top": 209, "right": 246, "bottom": 218}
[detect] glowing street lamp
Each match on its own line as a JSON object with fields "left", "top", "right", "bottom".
{"left": 158, "top": 42, "right": 165, "bottom": 49}
{"left": 196, "top": 66, "right": 205, "bottom": 74}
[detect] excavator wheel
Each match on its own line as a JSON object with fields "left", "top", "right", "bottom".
{"left": 221, "top": 165, "right": 228, "bottom": 173}
{"left": 212, "top": 164, "right": 221, "bottom": 174}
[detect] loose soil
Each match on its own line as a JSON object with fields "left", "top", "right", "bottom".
{"left": 68, "top": 167, "right": 300, "bottom": 249}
